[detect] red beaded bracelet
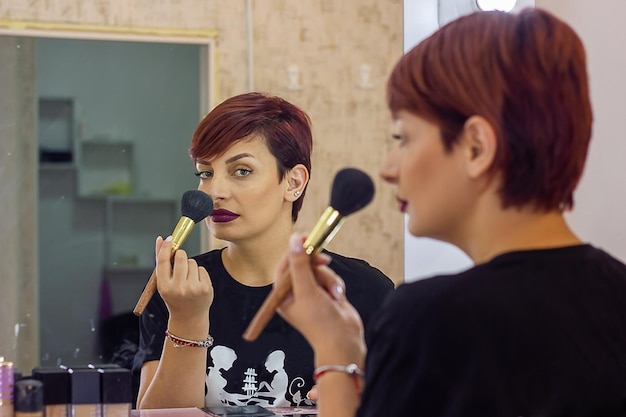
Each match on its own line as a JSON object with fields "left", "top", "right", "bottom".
{"left": 165, "top": 329, "right": 214, "bottom": 348}
{"left": 313, "top": 363, "right": 364, "bottom": 393}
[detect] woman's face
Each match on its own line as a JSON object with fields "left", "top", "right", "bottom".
{"left": 380, "top": 111, "right": 473, "bottom": 242}
{"left": 195, "top": 135, "right": 293, "bottom": 243}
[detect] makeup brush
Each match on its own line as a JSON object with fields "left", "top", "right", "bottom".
{"left": 132, "top": 190, "right": 214, "bottom": 316}
{"left": 242, "top": 168, "right": 375, "bottom": 341}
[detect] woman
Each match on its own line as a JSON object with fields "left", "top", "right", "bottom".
{"left": 133, "top": 92, "right": 394, "bottom": 409}
{"left": 275, "top": 8, "right": 626, "bottom": 417}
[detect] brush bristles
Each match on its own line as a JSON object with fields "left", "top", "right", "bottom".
{"left": 330, "top": 168, "right": 375, "bottom": 216}
{"left": 181, "top": 190, "right": 214, "bottom": 223}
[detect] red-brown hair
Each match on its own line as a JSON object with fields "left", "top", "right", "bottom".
{"left": 387, "top": 8, "right": 592, "bottom": 211}
{"left": 189, "top": 92, "right": 312, "bottom": 221}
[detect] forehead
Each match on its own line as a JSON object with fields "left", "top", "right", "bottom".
{"left": 394, "top": 110, "right": 438, "bottom": 132}
{"left": 196, "top": 134, "right": 271, "bottom": 164}
{"left": 392, "top": 109, "right": 416, "bottom": 126}
{"left": 391, "top": 118, "right": 402, "bottom": 133}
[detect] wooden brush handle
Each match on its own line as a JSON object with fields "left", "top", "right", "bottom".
{"left": 133, "top": 269, "right": 157, "bottom": 316}
{"left": 132, "top": 220, "right": 194, "bottom": 316}
{"left": 242, "top": 273, "right": 291, "bottom": 341}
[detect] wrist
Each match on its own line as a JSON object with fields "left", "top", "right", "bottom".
{"left": 313, "top": 363, "right": 365, "bottom": 395}
{"left": 165, "top": 329, "right": 214, "bottom": 348}
{"left": 314, "top": 341, "right": 365, "bottom": 370}
{"left": 167, "top": 318, "right": 210, "bottom": 340}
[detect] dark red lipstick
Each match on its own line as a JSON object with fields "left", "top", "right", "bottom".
{"left": 397, "top": 198, "right": 407, "bottom": 213}
{"left": 210, "top": 209, "right": 240, "bottom": 223}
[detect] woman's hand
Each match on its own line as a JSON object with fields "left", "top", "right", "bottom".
{"left": 155, "top": 236, "right": 214, "bottom": 322}
{"left": 306, "top": 385, "right": 319, "bottom": 401}
{"left": 276, "top": 234, "right": 366, "bottom": 367}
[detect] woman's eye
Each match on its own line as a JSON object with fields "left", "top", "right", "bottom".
{"left": 234, "top": 168, "right": 252, "bottom": 177}
{"left": 194, "top": 171, "right": 213, "bottom": 179}
{"left": 392, "top": 133, "right": 407, "bottom": 143}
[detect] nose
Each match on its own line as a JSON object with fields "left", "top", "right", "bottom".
{"left": 379, "top": 145, "right": 399, "bottom": 185}
{"left": 198, "top": 174, "right": 230, "bottom": 201}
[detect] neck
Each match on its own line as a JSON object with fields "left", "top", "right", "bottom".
{"left": 452, "top": 199, "right": 582, "bottom": 265}
{"left": 221, "top": 223, "right": 294, "bottom": 287}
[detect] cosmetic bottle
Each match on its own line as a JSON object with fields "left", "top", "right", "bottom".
{"left": 14, "top": 379, "right": 44, "bottom": 417}
{"left": 0, "top": 357, "right": 14, "bottom": 417}
{"left": 69, "top": 368, "right": 101, "bottom": 417}
{"left": 99, "top": 368, "right": 131, "bottom": 417}
{"left": 32, "top": 367, "right": 71, "bottom": 417}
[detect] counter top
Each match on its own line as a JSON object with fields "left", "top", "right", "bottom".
{"left": 132, "top": 406, "right": 317, "bottom": 416}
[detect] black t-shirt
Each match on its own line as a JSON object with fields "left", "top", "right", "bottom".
{"left": 358, "top": 244, "right": 626, "bottom": 417}
{"left": 134, "top": 248, "right": 393, "bottom": 408}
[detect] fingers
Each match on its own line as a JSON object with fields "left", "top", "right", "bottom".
{"left": 287, "top": 234, "right": 342, "bottom": 300}
{"left": 155, "top": 235, "right": 164, "bottom": 258}
{"left": 287, "top": 234, "right": 320, "bottom": 297}
{"left": 173, "top": 248, "right": 189, "bottom": 279}
{"left": 313, "top": 264, "right": 346, "bottom": 301}
{"left": 156, "top": 236, "right": 173, "bottom": 276}
{"left": 156, "top": 237, "right": 195, "bottom": 283}
{"left": 306, "top": 385, "right": 319, "bottom": 401}
{"left": 313, "top": 252, "right": 332, "bottom": 266}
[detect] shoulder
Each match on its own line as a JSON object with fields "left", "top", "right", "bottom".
{"left": 385, "top": 244, "right": 626, "bottom": 326}
{"left": 381, "top": 265, "right": 497, "bottom": 333}
{"left": 365, "top": 271, "right": 490, "bottom": 381}
{"left": 192, "top": 248, "right": 223, "bottom": 266}
{"left": 325, "top": 251, "right": 394, "bottom": 290}
{"left": 192, "top": 248, "right": 227, "bottom": 276}
{"left": 576, "top": 244, "right": 626, "bottom": 272}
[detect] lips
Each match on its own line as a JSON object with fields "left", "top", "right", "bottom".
{"left": 397, "top": 198, "right": 407, "bottom": 213}
{"left": 210, "top": 209, "right": 240, "bottom": 223}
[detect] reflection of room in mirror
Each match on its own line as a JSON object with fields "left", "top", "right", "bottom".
{"left": 0, "top": 28, "right": 215, "bottom": 377}
{"left": 38, "top": 98, "right": 75, "bottom": 163}
{"left": 35, "top": 36, "right": 207, "bottom": 369}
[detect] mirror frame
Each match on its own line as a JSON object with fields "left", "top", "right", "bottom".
{"left": 0, "top": 19, "right": 217, "bottom": 371}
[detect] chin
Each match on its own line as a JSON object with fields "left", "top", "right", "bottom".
{"left": 407, "top": 221, "right": 435, "bottom": 240}
{"left": 406, "top": 216, "right": 423, "bottom": 237}
{"left": 208, "top": 224, "right": 231, "bottom": 241}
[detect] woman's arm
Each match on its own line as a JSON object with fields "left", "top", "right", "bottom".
{"left": 277, "top": 234, "right": 367, "bottom": 417}
{"left": 136, "top": 316, "right": 210, "bottom": 408}
{"left": 136, "top": 236, "right": 214, "bottom": 409}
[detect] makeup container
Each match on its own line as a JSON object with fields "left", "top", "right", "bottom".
{"left": 99, "top": 368, "right": 131, "bottom": 417}
{"left": 69, "top": 368, "right": 101, "bottom": 417}
{"left": 0, "top": 357, "right": 14, "bottom": 417}
{"left": 32, "top": 367, "right": 71, "bottom": 417}
{"left": 14, "top": 379, "right": 44, "bottom": 417}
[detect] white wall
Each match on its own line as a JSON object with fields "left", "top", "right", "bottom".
{"left": 536, "top": 0, "right": 626, "bottom": 265}
{"left": 403, "top": 0, "right": 626, "bottom": 281}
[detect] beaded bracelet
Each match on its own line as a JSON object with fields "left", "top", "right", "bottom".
{"left": 165, "top": 329, "right": 214, "bottom": 348}
{"left": 313, "top": 363, "right": 364, "bottom": 392}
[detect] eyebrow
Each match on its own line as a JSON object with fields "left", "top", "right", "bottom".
{"left": 225, "top": 153, "right": 254, "bottom": 164}
{"left": 196, "top": 153, "right": 255, "bottom": 166}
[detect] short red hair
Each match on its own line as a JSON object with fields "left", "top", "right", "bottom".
{"left": 387, "top": 8, "right": 592, "bottom": 211}
{"left": 189, "top": 92, "right": 312, "bottom": 222}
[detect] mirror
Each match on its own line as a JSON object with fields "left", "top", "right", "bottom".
{"left": 0, "top": 2, "right": 405, "bottom": 383}
{"left": 0, "top": 26, "right": 215, "bottom": 373}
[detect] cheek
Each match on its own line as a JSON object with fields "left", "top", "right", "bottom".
{"left": 401, "top": 152, "right": 436, "bottom": 192}
{"left": 402, "top": 155, "right": 455, "bottom": 234}
{"left": 243, "top": 181, "right": 285, "bottom": 209}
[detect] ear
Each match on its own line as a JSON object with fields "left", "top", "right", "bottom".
{"left": 461, "top": 115, "right": 497, "bottom": 179}
{"left": 284, "top": 164, "right": 309, "bottom": 201}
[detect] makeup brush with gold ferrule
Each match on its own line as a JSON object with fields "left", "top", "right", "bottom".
{"left": 132, "top": 190, "right": 213, "bottom": 316}
{"left": 243, "top": 168, "right": 375, "bottom": 341}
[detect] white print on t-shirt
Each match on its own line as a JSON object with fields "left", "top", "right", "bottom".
{"left": 205, "top": 345, "right": 313, "bottom": 407}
